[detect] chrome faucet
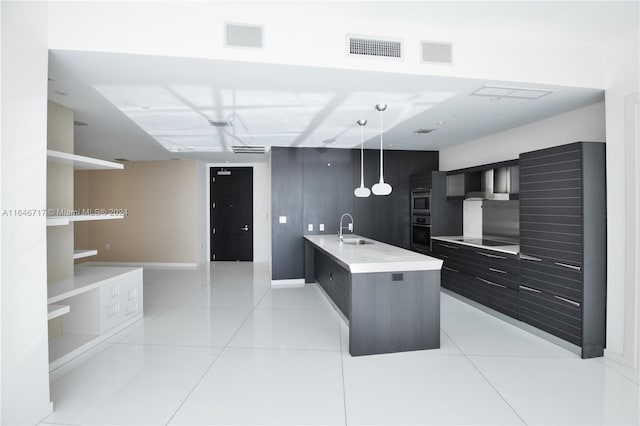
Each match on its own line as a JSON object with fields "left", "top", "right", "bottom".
{"left": 339, "top": 213, "right": 354, "bottom": 241}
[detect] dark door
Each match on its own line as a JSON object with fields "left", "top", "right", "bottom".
{"left": 210, "top": 167, "right": 253, "bottom": 261}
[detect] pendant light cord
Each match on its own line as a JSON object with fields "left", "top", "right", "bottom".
{"left": 360, "top": 124, "right": 365, "bottom": 186}
{"left": 379, "top": 108, "right": 384, "bottom": 183}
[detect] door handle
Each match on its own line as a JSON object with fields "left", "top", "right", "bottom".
{"left": 241, "top": 225, "right": 249, "bottom": 231}
{"left": 554, "top": 262, "right": 581, "bottom": 271}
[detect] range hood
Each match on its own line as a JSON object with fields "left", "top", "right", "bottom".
{"left": 465, "top": 166, "right": 519, "bottom": 200}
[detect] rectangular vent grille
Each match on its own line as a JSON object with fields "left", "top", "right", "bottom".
{"left": 232, "top": 146, "right": 266, "bottom": 154}
{"left": 225, "top": 23, "right": 263, "bottom": 49}
{"left": 421, "top": 41, "right": 453, "bottom": 64}
{"left": 349, "top": 37, "right": 401, "bottom": 58}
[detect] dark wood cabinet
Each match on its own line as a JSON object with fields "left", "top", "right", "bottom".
{"left": 314, "top": 250, "right": 351, "bottom": 318}
{"left": 519, "top": 142, "right": 606, "bottom": 358}
{"left": 434, "top": 240, "right": 520, "bottom": 320}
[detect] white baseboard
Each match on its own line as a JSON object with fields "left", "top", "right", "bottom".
{"left": 83, "top": 261, "right": 198, "bottom": 269}
{"left": 271, "top": 278, "right": 305, "bottom": 288}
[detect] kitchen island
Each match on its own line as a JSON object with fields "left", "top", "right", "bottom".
{"left": 304, "top": 234, "right": 443, "bottom": 356}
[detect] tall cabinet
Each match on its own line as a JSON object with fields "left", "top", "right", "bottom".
{"left": 46, "top": 102, "right": 143, "bottom": 373}
{"left": 519, "top": 142, "right": 606, "bottom": 358}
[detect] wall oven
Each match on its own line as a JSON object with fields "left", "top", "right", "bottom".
{"left": 411, "top": 214, "right": 431, "bottom": 253}
{"left": 411, "top": 189, "right": 431, "bottom": 215}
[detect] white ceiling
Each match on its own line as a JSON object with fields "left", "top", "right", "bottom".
{"left": 48, "top": 50, "right": 604, "bottom": 162}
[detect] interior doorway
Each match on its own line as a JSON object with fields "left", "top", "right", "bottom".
{"left": 210, "top": 167, "right": 253, "bottom": 261}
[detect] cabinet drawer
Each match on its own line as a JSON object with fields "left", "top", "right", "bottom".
{"left": 520, "top": 288, "right": 582, "bottom": 346}
{"left": 520, "top": 244, "right": 583, "bottom": 266}
{"left": 443, "top": 267, "right": 519, "bottom": 320}
{"left": 432, "top": 240, "right": 466, "bottom": 258}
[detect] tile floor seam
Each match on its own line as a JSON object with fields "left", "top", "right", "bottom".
{"left": 163, "top": 286, "right": 270, "bottom": 425}
{"left": 338, "top": 322, "right": 348, "bottom": 426}
{"left": 113, "top": 341, "right": 226, "bottom": 349}
{"left": 441, "top": 328, "right": 530, "bottom": 426}
{"left": 224, "top": 345, "right": 342, "bottom": 352}
{"left": 599, "top": 362, "right": 640, "bottom": 386}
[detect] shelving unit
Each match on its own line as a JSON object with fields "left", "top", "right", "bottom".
{"left": 47, "top": 304, "right": 70, "bottom": 320}
{"left": 47, "top": 149, "right": 123, "bottom": 170}
{"left": 47, "top": 214, "right": 124, "bottom": 227}
{"left": 47, "top": 265, "right": 143, "bottom": 371}
{"left": 73, "top": 249, "right": 98, "bottom": 260}
{"left": 46, "top": 102, "right": 143, "bottom": 374}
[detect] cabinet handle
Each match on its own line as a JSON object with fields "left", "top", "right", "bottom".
{"left": 476, "top": 276, "right": 507, "bottom": 289}
{"left": 489, "top": 267, "right": 507, "bottom": 274}
{"left": 519, "top": 254, "right": 542, "bottom": 262}
{"left": 476, "top": 251, "right": 506, "bottom": 260}
{"left": 520, "top": 285, "right": 541, "bottom": 294}
{"left": 439, "top": 243, "right": 460, "bottom": 250}
{"left": 554, "top": 295, "right": 581, "bottom": 307}
{"left": 443, "top": 266, "right": 460, "bottom": 273}
{"left": 554, "top": 262, "right": 582, "bottom": 272}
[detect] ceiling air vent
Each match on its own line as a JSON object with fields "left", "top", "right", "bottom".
{"left": 421, "top": 41, "right": 453, "bottom": 64}
{"left": 470, "top": 85, "right": 554, "bottom": 100}
{"left": 113, "top": 158, "right": 129, "bottom": 162}
{"left": 225, "top": 23, "right": 264, "bottom": 49}
{"left": 348, "top": 36, "right": 402, "bottom": 59}
{"left": 232, "top": 146, "right": 266, "bottom": 154}
{"left": 208, "top": 119, "right": 233, "bottom": 128}
{"left": 413, "top": 128, "right": 435, "bottom": 135}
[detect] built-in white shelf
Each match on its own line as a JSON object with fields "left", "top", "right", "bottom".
{"left": 48, "top": 312, "right": 142, "bottom": 372}
{"left": 73, "top": 249, "right": 98, "bottom": 260}
{"left": 47, "top": 149, "right": 124, "bottom": 170}
{"left": 47, "top": 304, "right": 70, "bottom": 320}
{"left": 48, "top": 265, "right": 141, "bottom": 304}
{"left": 46, "top": 214, "right": 124, "bottom": 227}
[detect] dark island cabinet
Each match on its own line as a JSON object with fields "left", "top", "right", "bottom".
{"left": 314, "top": 250, "right": 351, "bottom": 318}
{"left": 519, "top": 142, "right": 606, "bottom": 358}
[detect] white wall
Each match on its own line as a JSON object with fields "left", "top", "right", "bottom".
{"left": 195, "top": 161, "right": 208, "bottom": 265}
{"left": 0, "top": 2, "right": 52, "bottom": 424}
{"left": 206, "top": 163, "right": 271, "bottom": 263}
{"left": 46, "top": 2, "right": 606, "bottom": 89}
{"left": 602, "top": 30, "right": 640, "bottom": 366}
{"left": 439, "top": 102, "right": 606, "bottom": 170}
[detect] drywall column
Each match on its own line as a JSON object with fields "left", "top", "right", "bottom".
{"left": 602, "top": 30, "right": 640, "bottom": 367}
{"left": 0, "top": 2, "right": 53, "bottom": 424}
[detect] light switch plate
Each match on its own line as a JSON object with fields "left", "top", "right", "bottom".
{"left": 279, "top": 216, "right": 287, "bottom": 224}
{"left": 308, "top": 224, "right": 313, "bottom": 231}
{"left": 319, "top": 224, "right": 325, "bottom": 231}
{"left": 348, "top": 223, "right": 353, "bottom": 231}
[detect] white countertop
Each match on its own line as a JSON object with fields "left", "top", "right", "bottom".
{"left": 304, "top": 234, "right": 443, "bottom": 273}
{"left": 431, "top": 236, "right": 519, "bottom": 255}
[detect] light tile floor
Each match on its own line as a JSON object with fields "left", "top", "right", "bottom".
{"left": 42, "top": 262, "right": 640, "bottom": 425}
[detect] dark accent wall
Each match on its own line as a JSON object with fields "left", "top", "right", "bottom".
{"left": 271, "top": 148, "right": 304, "bottom": 280}
{"left": 271, "top": 147, "right": 438, "bottom": 280}
{"left": 353, "top": 149, "right": 439, "bottom": 249}
{"left": 431, "top": 171, "right": 463, "bottom": 237}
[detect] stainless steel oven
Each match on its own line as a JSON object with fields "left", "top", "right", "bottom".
{"left": 411, "top": 214, "right": 431, "bottom": 253}
{"left": 411, "top": 189, "right": 431, "bottom": 215}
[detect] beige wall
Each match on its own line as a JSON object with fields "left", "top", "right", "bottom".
{"left": 47, "top": 101, "right": 74, "bottom": 283}
{"left": 75, "top": 160, "right": 199, "bottom": 264}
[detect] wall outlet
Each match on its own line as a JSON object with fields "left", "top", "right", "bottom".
{"left": 279, "top": 216, "right": 287, "bottom": 224}
{"left": 348, "top": 223, "right": 353, "bottom": 231}
{"left": 105, "top": 243, "right": 110, "bottom": 250}
{"left": 308, "top": 224, "right": 313, "bottom": 232}
{"left": 319, "top": 224, "right": 325, "bottom": 231}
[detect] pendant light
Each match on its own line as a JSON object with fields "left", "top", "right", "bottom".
{"left": 354, "top": 119, "right": 371, "bottom": 198}
{"left": 371, "top": 103, "right": 392, "bottom": 196}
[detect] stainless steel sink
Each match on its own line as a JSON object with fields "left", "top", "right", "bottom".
{"left": 341, "top": 238, "right": 373, "bottom": 245}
